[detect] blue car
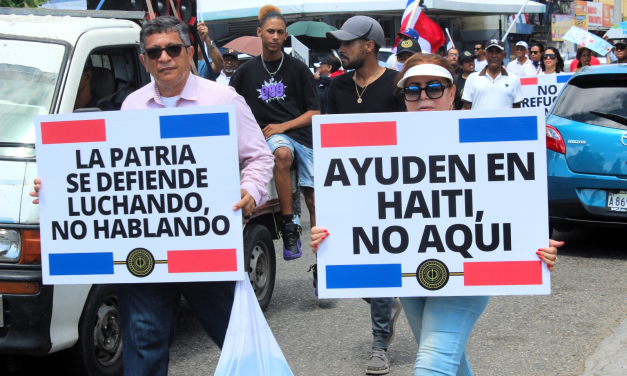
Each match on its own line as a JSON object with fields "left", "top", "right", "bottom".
{"left": 546, "top": 64, "right": 627, "bottom": 234}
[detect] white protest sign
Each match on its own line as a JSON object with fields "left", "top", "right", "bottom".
{"left": 34, "top": 106, "right": 244, "bottom": 285}
{"left": 520, "top": 73, "right": 573, "bottom": 115}
{"left": 313, "top": 109, "right": 550, "bottom": 299}
{"left": 563, "top": 26, "right": 613, "bottom": 56}
{"left": 291, "top": 35, "right": 309, "bottom": 67}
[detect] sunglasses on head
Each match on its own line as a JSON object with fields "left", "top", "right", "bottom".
{"left": 542, "top": 53, "right": 557, "bottom": 60}
{"left": 401, "top": 83, "right": 451, "bottom": 101}
{"left": 144, "top": 44, "right": 189, "bottom": 60}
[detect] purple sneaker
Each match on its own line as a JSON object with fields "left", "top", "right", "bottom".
{"left": 281, "top": 223, "right": 302, "bottom": 260}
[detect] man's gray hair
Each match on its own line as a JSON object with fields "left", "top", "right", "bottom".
{"left": 140, "top": 16, "right": 191, "bottom": 52}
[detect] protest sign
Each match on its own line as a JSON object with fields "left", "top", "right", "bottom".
{"left": 520, "top": 73, "right": 573, "bottom": 115}
{"left": 313, "top": 109, "right": 550, "bottom": 299}
{"left": 291, "top": 35, "right": 309, "bottom": 67}
{"left": 563, "top": 26, "right": 613, "bottom": 56}
{"left": 34, "top": 106, "right": 244, "bottom": 285}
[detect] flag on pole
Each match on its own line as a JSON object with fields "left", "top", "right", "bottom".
{"left": 394, "top": 0, "right": 446, "bottom": 53}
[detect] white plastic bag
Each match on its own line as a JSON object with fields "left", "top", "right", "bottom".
{"left": 214, "top": 274, "right": 294, "bottom": 376}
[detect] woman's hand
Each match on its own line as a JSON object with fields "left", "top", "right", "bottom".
{"left": 310, "top": 226, "right": 329, "bottom": 254}
{"left": 537, "top": 239, "right": 563, "bottom": 272}
{"left": 29, "top": 178, "right": 41, "bottom": 204}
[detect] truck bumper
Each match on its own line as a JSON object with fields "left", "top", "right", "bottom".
{"left": 0, "top": 267, "right": 53, "bottom": 356}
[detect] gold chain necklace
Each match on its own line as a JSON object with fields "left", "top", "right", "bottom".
{"left": 354, "top": 66, "right": 381, "bottom": 104}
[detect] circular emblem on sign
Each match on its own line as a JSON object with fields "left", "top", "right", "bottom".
{"left": 621, "top": 133, "right": 627, "bottom": 146}
{"left": 416, "top": 259, "right": 449, "bottom": 290}
{"left": 401, "top": 40, "right": 413, "bottom": 48}
{"left": 126, "top": 248, "right": 155, "bottom": 277}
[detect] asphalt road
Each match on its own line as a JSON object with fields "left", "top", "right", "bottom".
{"left": 3, "top": 200, "right": 627, "bottom": 376}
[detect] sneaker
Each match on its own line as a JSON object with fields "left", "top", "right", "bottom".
{"left": 386, "top": 298, "right": 403, "bottom": 347}
{"left": 366, "top": 348, "right": 389, "bottom": 375}
{"left": 281, "top": 223, "right": 302, "bottom": 260}
{"left": 308, "top": 264, "right": 318, "bottom": 296}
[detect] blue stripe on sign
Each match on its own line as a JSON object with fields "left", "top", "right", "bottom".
{"left": 326, "top": 264, "right": 402, "bottom": 289}
{"left": 49, "top": 252, "right": 114, "bottom": 276}
{"left": 459, "top": 116, "right": 538, "bottom": 143}
{"left": 159, "top": 112, "right": 230, "bottom": 139}
{"left": 556, "top": 75, "right": 572, "bottom": 83}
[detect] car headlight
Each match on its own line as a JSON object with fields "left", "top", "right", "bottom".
{"left": 0, "top": 229, "right": 21, "bottom": 263}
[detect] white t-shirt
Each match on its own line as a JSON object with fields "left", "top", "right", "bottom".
{"left": 216, "top": 70, "right": 235, "bottom": 85}
{"left": 461, "top": 68, "right": 523, "bottom": 110}
{"left": 161, "top": 96, "right": 179, "bottom": 108}
{"left": 506, "top": 57, "right": 537, "bottom": 77}
{"left": 474, "top": 59, "right": 488, "bottom": 72}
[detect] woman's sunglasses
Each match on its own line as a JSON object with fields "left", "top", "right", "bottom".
{"left": 144, "top": 44, "right": 189, "bottom": 60}
{"left": 542, "top": 54, "right": 557, "bottom": 60}
{"left": 401, "top": 83, "right": 451, "bottom": 101}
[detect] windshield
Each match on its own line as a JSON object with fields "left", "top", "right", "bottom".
{"left": 551, "top": 78, "right": 627, "bottom": 130}
{"left": 0, "top": 39, "right": 66, "bottom": 145}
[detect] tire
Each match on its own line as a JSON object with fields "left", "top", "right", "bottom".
{"left": 63, "top": 284, "right": 123, "bottom": 376}
{"left": 244, "top": 224, "right": 276, "bottom": 311}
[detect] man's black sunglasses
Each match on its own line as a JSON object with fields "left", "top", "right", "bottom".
{"left": 474, "top": 47, "right": 483, "bottom": 50}
{"left": 144, "top": 44, "right": 190, "bottom": 60}
{"left": 401, "top": 83, "right": 451, "bottom": 101}
{"left": 529, "top": 51, "right": 541, "bottom": 55}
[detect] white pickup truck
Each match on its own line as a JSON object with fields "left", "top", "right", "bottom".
{"left": 0, "top": 8, "right": 288, "bottom": 375}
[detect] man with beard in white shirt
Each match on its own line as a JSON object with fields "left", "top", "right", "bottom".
{"left": 216, "top": 49, "right": 240, "bottom": 85}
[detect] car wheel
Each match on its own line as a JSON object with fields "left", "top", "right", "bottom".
{"left": 64, "top": 285, "right": 123, "bottom": 376}
{"left": 244, "top": 224, "right": 276, "bottom": 311}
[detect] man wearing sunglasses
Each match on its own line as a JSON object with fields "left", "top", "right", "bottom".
{"left": 117, "top": 16, "right": 274, "bottom": 375}
{"left": 474, "top": 42, "right": 488, "bottom": 72}
{"left": 462, "top": 39, "right": 523, "bottom": 110}
{"left": 216, "top": 49, "right": 240, "bottom": 85}
{"left": 327, "top": 15, "right": 405, "bottom": 375}
{"left": 506, "top": 41, "right": 537, "bottom": 77}
{"left": 529, "top": 43, "right": 544, "bottom": 71}
{"left": 611, "top": 39, "right": 627, "bottom": 64}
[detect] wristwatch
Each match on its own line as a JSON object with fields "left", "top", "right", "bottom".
{"left": 207, "top": 40, "right": 216, "bottom": 49}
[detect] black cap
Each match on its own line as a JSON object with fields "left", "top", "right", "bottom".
{"left": 222, "top": 48, "right": 239, "bottom": 58}
{"left": 459, "top": 50, "right": 477, "bottom": 63}
{"left": 318, "top": 55, "right": 341, "bottom": 71}
{"left": 485, "top": 38, "right": 505, "bottom": 50}
{"left": 615, "top": 39, "right": 627, "bottom": 47}
{"left": 396, "top": 39, "right": 422, "bottom": 55}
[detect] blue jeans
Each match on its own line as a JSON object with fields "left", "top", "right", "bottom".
{"left": 400, "top": 296, "right": 490, "bottom": 376}
{"left": 117, "top": 281, "right": 235, "bottom": 376}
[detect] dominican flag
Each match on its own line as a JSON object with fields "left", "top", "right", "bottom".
{"left": 394, "top": 0, "right": 446, "bottom": 54}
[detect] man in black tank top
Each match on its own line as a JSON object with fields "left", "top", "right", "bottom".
{"left": 326, "top": 15, "right": 406, "bottom": 376}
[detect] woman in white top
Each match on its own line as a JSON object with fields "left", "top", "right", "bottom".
{"left": 537, "top": 47, "right": 565, "bottom": 75}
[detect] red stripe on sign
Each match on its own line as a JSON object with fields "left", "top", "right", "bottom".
{"left": 320, "top": 122, "right": 397, "bottom": 148}
{"left": 167, "top": 249, "right": 237, "bottom": 273}
{"left": 520, "top": 77, "right": 538, "bottom": 86}
{"left": 41, "top": 119, "right": 106, "bottom": 144}
{"left": 464, "top": 261, "right": 543, "bottom": 286}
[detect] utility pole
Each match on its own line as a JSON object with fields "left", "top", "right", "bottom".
{"left": 615, "top": 0, "right": 623, "bottom": 24}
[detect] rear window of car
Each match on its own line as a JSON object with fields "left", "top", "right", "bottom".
{"left": 551, "top": 78, "right": 627, "bottom": 130}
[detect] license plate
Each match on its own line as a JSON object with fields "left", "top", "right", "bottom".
{"left": 606, "top": 191, "right": 627, "bottom": 213}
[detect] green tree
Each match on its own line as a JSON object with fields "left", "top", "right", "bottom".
{"left": 0, "top": 0, "right": 48, "bottom": 7}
